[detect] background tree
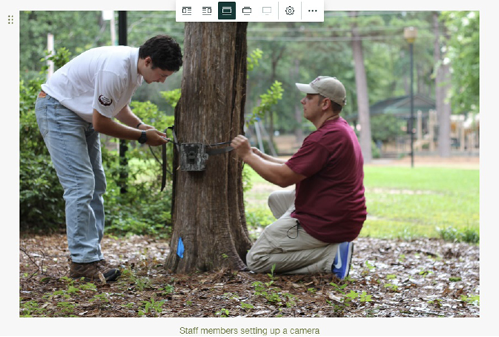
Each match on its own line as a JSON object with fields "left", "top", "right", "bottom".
{"left": 433, "top": 12, "right": 452, "bottom": 157}
{"left": 164, "top": 22, "right": 252, "bottom": 273}
{"left": 440, "top": 11, "right": 479, "bottom": 115}
{"left": 349, "top": 11, "right": 373, "bottom": 163}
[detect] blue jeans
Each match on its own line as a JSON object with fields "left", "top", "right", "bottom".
{"left": 35, "top": 93, "right": 106, "bottom": 263}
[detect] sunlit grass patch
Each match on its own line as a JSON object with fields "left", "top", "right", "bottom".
{"left": 244, "top": 165, "right": 479, "bottom": 243}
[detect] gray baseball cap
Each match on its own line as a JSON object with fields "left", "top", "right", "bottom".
{"left": 295, "top": 76, "right": 347, "bottom": 106}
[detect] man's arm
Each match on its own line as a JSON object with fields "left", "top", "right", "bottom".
{"left": 251, "top": 147, "right": 286, "bottom": 164}
{"left": 92, "top": 108, "right": 168, "bottom": 146}
{"left": 114, "top": 105, "right": 156, "bottom": 131}
{"left": 231, "top": 135, "right": 306, "bottom": 188}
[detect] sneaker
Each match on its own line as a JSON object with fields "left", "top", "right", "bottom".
{"left": 332, "top": 242, "right": 354, "bottom": 279}
{"left": 70, "top": 261, "right": 121, "bottom": 282}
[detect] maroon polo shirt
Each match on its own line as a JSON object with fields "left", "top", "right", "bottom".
{"left": 285, "top": 117, "right": 367, "bottom": 243}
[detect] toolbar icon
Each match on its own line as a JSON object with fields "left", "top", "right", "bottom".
{"left": 262, "top": 7, "right": 272, "bottom": 15}
{"left": 218, "top": 2, "right": 236, "bottom": 20}
{"left": 285, "top": 6, "right": 295, "bottom": 15}
{"left": 182, "top": 7, "right": 192, "bottom": 15}
{"left": 242, "top": 7, "right": 252, "bottom": 15}
{"left": 202, "top": 6, "right": 212, "bottom": 15}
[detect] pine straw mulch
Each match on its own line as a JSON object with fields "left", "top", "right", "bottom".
{"left": 19, "top": 234, "right": 479, "bottom": 318}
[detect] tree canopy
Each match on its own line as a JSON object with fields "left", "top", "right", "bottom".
{"left": 20, "top": 10, "right": 479, "bottom": 138}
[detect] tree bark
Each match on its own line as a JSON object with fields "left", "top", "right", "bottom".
{"left": 433, "top": 12, "right": 452, "bottom": 157}
{"left": 164, "top": 23, "right": 252, "bottom": 273}
{"left": 349, "top": 11, "right": 372, "bottom": 163}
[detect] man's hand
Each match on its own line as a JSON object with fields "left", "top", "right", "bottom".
{"left": 145, "top": 129, "right": 169, "bottom": 146}
{"left": 137, "top": 123, "right": 155, "bottom": 131}
{"left": 230, "top": 135, "right": 253, "bottom": 161}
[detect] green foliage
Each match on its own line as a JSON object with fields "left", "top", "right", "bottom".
{"left": 245, "top": 206, "right": 274, "bottom": 239}
{"left": 91, "top": 102, "right": 175, "bottom": 238}
{"left": 246, "top": 81, "right": 284, "bottom": 126}
{"left": 215, "top": 308, "right": 230, "bottom": 317}
{"left": 241, "top": 302, "right": 254, "bottom": 310}
{"left": 460, "top": 294, "right": 479, "bottom": 306}
{"left": 19, "top": 49, "right": 71, "bottom": 231}
{"left": 441, "top": 11, "right": 479, "bottom": 114}
{"left": 139, "top": 296, "right": 165, "bottom": 317}
{"left": 329, "top": 281, "right": 372, "bottom": 306}
{"left": 161, "top": 89, "right": 182, "bottom": 109}
{"left": 247, "top": 48, "right": 263, "bottom": 73}
{"left": 370, "top": 114, "right": 406, "bottom": 143}
{"left": 251, "top": 281, "right": 297, "bottom": 307}
{"left": 437, "top": 226, "right": 479, "bottom": 244}
{"left": 20, "top": 11, "right": 113, "bottom": 73}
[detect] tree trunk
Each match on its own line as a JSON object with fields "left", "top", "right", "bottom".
{"left": 433, "top": 12, "right": 452, "bottom": 157}
{"left": 292, "top": 60, "right": 304, "bottom": 146}
{"left": 349, "top": 11, "right": 372, "bottom": 163}
{"left": 164, "top": 22, "right": 252, "bottom": 273}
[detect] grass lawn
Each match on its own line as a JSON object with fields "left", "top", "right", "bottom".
{"left": 244, "top": 165, "right": 479, "bottom": 242}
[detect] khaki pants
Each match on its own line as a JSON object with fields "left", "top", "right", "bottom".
{"left": 246, "top": 190, "right": 338, "bottom": 274}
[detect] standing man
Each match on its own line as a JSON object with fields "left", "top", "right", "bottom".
{"left": 231, "top": 76, "right": 366, "bottom": 279}
{"left": 35, "top": 35, "right": 183, "bottom": 282}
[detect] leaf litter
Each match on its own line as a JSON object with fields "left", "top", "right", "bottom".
{"left": 19, "top": 234, "right": 479, "bottom": 318}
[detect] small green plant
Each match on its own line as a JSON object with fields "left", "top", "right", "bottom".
{"left": 282, "top": 293, "right": 297, "bottom": 307}
{"left": 386, "top": 274, "right": 396, "bottom": 280}
{"left": 361, "top": 260, "right": 375, "bottom": 275}
{"left": 79, "top": 282, "right": 97, "bottom": 291}
{"left": 90, "top": 293, "right": 109, "bottom": 303}
{"left": 124, "top": 270, "right": 152, "bottom": 291}
{"left": 20, "top": 300, "right": 43, "bottom": 317}
{"left": 56, "top": 301, "right": 76, "bottom": 316}
{"left": 344, "top": 290, "right": 359, "bottom": 303}
{"left": 139, "top": 296, "right": 164, "bottom": 317}
{"left": 267, "top": 264, "right": 277, "bottom": 281}
{"left": 241, "top": 302, "right": 254, "bottom": 310}
{"left": 160, "top": 284, "right": 175, "bottom": 295}
{"left": 216, "top": 308, "right": 230, "bottom": 317}
{"left": 449, "top": 277, "right": 462, "bottom": 282}
{"left": 384, "top": 283, "right": 399, "bottom": 292}
{"left": 329, "top": 282, "right": 348, "bottom": 294}
{"left": 251, "top": 281, "right": 296, "bottom": 307}
{"left": 419, "top": 269, "right": 434, "bottom": 278}
{"left": 359, "top": 291, "right": 373, "bottom": 302}
{"left": 460, "top": 294, "right": 480, "bottom": 306}
{"left": 428, "top": 299, "right": 442, "bottom": 308}
{"left": 307, "top": 288, "right": 316, "bottom": 294}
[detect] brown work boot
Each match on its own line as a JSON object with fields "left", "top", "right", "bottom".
{"left": 70, "top": 260, "right": 121, "bottom": 282}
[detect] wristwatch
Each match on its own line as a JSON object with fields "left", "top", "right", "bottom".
{"left": 138, "top": 131, "right": 147, "bottom": 144}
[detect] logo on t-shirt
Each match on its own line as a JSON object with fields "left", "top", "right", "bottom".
{"left": 98, "top": 95, "right": 113, "bottom": 106}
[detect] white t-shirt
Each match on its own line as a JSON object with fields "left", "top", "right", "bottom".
{"left": 42, "top": 46, "right": 143, "bottom": 123}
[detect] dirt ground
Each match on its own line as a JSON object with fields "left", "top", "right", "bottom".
{"left": 19, "top": 233, "right": 479, "bottom": 318}
{"left": 19, "top": 155, "right": 480, "bottom": 320}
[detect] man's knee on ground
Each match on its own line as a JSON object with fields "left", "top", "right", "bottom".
{"left": 246, "top": 249, "right": 273, "bottom": 273}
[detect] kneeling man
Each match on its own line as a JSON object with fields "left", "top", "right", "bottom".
{"left": 231, "top": 76, "right": 366, "bottom": 278}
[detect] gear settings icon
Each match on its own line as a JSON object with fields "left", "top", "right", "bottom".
{"left": 285, "top": 6, "right": 295, "bottom": 15}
